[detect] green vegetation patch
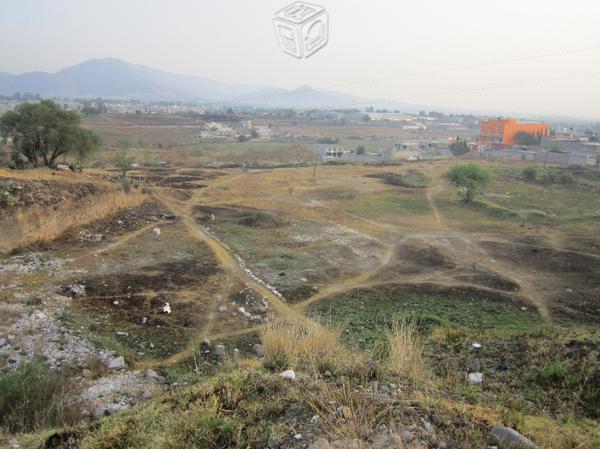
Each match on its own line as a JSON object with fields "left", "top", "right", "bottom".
{"left": 367, "top": 170, "right": 429, "bottom": 189}
{"left": 345, "top": 193, "right": 431, "bottom": 218}
{"left": 79, "top": 370, "right": 305, "bottom": 449}
{"left": 309, "top": 283, "right": 544, "bottom": 350}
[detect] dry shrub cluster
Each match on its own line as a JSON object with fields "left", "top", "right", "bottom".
{"left": 0, "top": 189, "right": 146, "bottom": 253}
{"left": 388, "top": 320, "right": 428, "bottom": 385}
{"left": 261, "top": 315, "right": 358, "bottom": 375}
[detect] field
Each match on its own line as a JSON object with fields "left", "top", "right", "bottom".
{"left": 1, "top": 153, "right": 599, "bottom": 448}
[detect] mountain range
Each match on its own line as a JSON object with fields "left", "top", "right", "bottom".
{"left": 0, "top": 58, "right": 416, "bottom": 110}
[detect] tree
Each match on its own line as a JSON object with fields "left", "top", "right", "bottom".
{"left": 514, "top": 131, "right": 540, "bottom": 146}
{"left": 114, "top": 150, "right": 135, "bottom": 177}
{"left": 237, "top": 134, "right": 249, "bottom": 142}
{"left": 250, "top": 129, "right": 259, "bottom": 139}
{"left": 0, "top": 100, "right": 101, "bottom": 167}
{"left": 356, "top": 145, "right": 366, "bottom": 155}
{"left": 444, "top": 163, "right": 491, "bottom": 203}
{"left": 449, "top": 140, "right": 469, "bottom": 160}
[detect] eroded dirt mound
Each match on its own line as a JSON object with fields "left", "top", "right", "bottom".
{"left": 16, "top": 199, "right": 169, "bottom": 254}
{"left": 194, "top": 205, "right": 288, "bottom": 228}
{"left": 0, "top": 178, "right": 101, "bottom": 213}
{"left": 454, "top": 270, "right": 521, "bottom": 292}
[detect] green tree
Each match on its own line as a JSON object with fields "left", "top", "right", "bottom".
{"left": 514, "top": 131, "right": 540, "bottom": 146}
{"left": 449, "top": 140, "right": 469, "bottom": 160}
{"left": 356, "top": 145, "right": 366, "bottom": 155}
{"left": 0, "top": 100, "right": 100, "bottom": 167}
{"left": 444, "top": 163, "right": 491, "bottom": 202}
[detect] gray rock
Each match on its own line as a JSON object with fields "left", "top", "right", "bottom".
{"left": 0, "top": 337, "right": 8, "bottom": 347}
{"left": 468, "top": 372, "right": 483, "bottom": 384}
{"left": 232, "top": 348, "right": 240, "bottom": 359}
{"left": 252, "top": 343, "right": 265, "bottom": 357}
{"left": 489, "top": 427, "right": 539, "bottom": 449}
{"left": 280, "top": 369, "right": 295, "bottom": 381}
{"left": 93, "top": 406, "right": 107, "bottom": 419}
{"left": 107, "top": 356, "right": 125, "bottom": 370}
{"left": 145, "top": 369, "right": 166, "bottom": 384}
{"left": 401, "top": 430, "right": 416, "bottom": 444}
{"left": 214, "top": 344, "right": 225, "bottom": 356}
{"left": 218, "top": 305, "right": 228, "bottom": 313}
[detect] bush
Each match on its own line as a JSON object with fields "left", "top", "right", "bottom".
{"left": 522, "top": 167, "right": 537, "bottom": 182}
{"left": 0, "top": 183, "right": 15, "bottom": 208}
{"left": 0, "top": 359, "right": 76, "bottom": 433}
{"left": 559, "top": 172, "right": 575, "bottom": 185}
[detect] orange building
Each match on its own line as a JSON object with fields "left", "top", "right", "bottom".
{"left": 480, "top": 119, "right": 549, "bottom": 147}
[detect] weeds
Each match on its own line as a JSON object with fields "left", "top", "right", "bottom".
{"left": 0, "top": 359, "right": 78, "bottom": 433}
{"left": 388, "top": 320, "right": 428, "bottom": 385}
{"left": 261, "top": 316, "right": 358, "bottom": 375}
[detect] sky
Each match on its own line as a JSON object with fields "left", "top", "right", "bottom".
{"left": 1, "top": 0, "right": 600, "bottom": 119}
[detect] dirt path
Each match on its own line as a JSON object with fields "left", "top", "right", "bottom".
{"left": 426, "top": 186, "right": 442, "bottom": 225}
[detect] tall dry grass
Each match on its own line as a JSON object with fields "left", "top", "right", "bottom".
{"left": 0, "top": 189, "right": 147, "bottom": 254}
{"left": 388, "top": 320, "right": 428, "bottom": 384}
{"left": 306, "top": 378, "right": 392, "bottom": 441}
{"left": 260, "top": 316, "right": 357, "bottom": 375}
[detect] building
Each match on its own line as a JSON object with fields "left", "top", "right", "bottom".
{"left": 480, "top": 119, "right": 549, "bottom": 148}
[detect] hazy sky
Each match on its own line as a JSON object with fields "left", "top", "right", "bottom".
{"left": 1, "top": 0, "right": 600, "bottom": 118}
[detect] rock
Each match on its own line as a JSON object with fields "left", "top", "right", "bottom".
{"left": 238, "top": 307, "right": 251, "bottom": 318}
{"left": 93, "top": 406, "right": 107, "bottom": 419}
{"left": 423, "top": 421, "right": 432, "bottom": 433}
{"left": 252, "top": 344, "right": 265, "bottom": 357}
{"left": 67, "top": 284, "right": 86, "bottom": 298}
{"left": 254, "top": 306, "right": 268, "bottom": 314}
{"left": 0, "top": 337, "right": 8, "bottom": 347}
{"left": 162, "top": 303, "right": 171, "bottom": 314}
{"left": 145, "top": 369, "right": 166, "bottom": 384}
{"left": 472, "top": 342, "right": 482, "bottom": 349}
{"left": 468, "top": 372, "right": 483, "bottom": 384}
{"left": 160, "top": 213, "right": 176, "bottom": 220}
{"left": 107, "top": 356, "right": 125, "bottom": 370}
{"left": 152, "top": 227, "right": 161, "bottom": 236}
{"left": 201, "top": 338, "right": 211, "bottom": 348}
{"left": 439, "top": 443, "right": 448, "bottom": 449}
{"left": 115, "top": 331, "right": 128, "bottom": 337}
{"left": 308, "top": 438, "right": 330, "bottom": 449}
{"left": 142, "top": 389, "right": 154, "bottom": 400}
{"left": 249, "top": 315, "right": 263, "bottom": 323}
{"left": 218, "top": 305, "right": 228, "bottom": 313}
{"left": 280, "top": 369, "right": 296, "bottom": 381}
{"left": 214, "top": 345, "right": 225, "bottom": 356}
{"left": 401, "top": 431, "right": 416, "bottom": 444}
{"left": 489, "top": 427, "right": 539, "bottom": 449}
{"left": 293, "top": 433, "right": 303, "bottom": 440}
{"left": 233, "top": 348, "right": 240, "bottom": 359}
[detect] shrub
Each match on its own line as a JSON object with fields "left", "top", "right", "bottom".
{"left": 0, "top": 183, "right": 15, "bottom": 208}
{"left": 559, "top": 172, "right": 575, "bottom": 185}
{"left": 522, "top": 167, "right": 537, "bottom": 182}
{"left": 0, "top": 359, "right": 76, "bottom": 433}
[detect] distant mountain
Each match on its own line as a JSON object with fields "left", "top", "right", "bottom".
{"left": 0, "top": 58, "right": 420, "bottom": 110}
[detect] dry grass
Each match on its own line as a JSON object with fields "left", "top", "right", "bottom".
{"left": 388, "top": 321, "right": 428, "bottom": 384}
{"left": 260, "top": 315, "right": 358, "bottom": 375}
{"left": 0, "top": 189, "right": 146, "bottom": 254}
{"left": 306, "top": 379, "right": 392, "bottom": 441}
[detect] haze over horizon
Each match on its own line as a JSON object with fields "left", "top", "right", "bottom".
{"left": 1, "top": 0, "right": 600, "bottom": 119}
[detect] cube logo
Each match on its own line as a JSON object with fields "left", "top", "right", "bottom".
{"left": 273, "top": 2, "right": 329, "bottom": 59}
